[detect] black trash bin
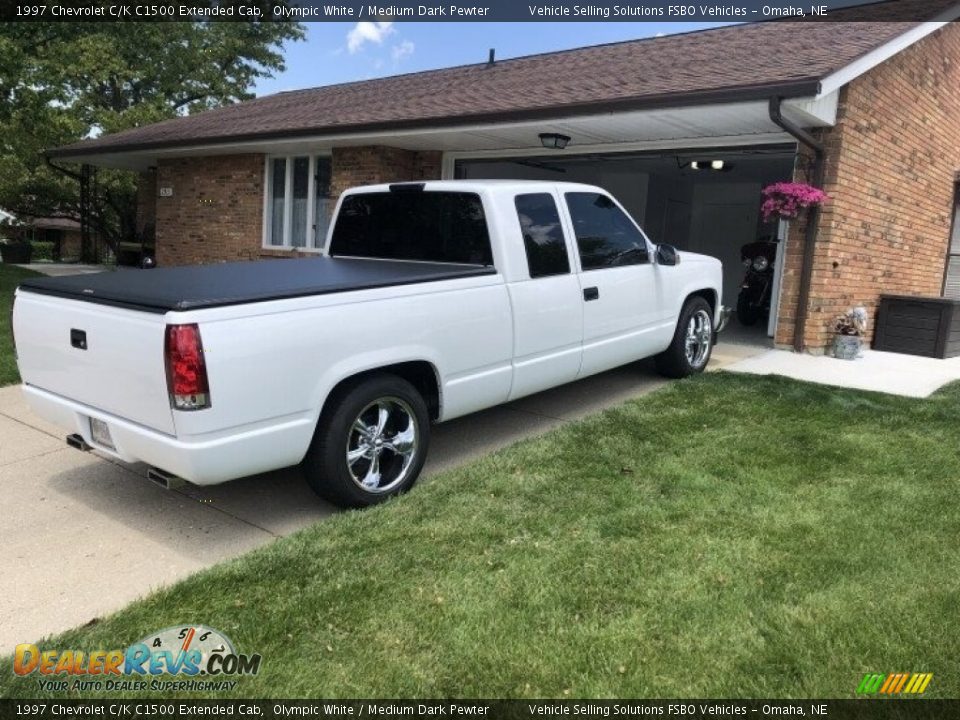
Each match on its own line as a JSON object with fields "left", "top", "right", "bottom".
{"left": 874, "top": 294, "right": 960, "bottom": 359}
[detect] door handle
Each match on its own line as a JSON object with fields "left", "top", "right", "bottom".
{"left": 583, "top": 287, "right": 599, "bottom": 301}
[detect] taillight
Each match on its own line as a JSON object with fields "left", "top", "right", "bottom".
{"left": 164, "top": 324, "right": 210, "bottom": 411}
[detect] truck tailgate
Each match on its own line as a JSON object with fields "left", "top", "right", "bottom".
{"left": 13, "top": 290, "right": 175, "bottom": 434}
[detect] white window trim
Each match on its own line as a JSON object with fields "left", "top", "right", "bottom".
{"left": 262, "top": 153, "right": 332, "bottom": 251}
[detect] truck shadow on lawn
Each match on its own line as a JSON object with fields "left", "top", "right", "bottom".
{"left": 7, "top": 361, "right": 666, "bottom": 651}
{"left": 40, "top": 360, "right": 664, "bottom": 540}
{"left": 50, "top": 359, "right": 667, "bottom": 538}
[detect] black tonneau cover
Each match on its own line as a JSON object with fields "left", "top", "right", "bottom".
{"left": 17, "top": 256, "right": 496, "bottom": 313}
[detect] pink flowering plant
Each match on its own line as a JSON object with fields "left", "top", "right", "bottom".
{"left": 760, "top": 182, "right": 829, "bottom": 222}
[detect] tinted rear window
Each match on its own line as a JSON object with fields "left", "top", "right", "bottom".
{"left": 329, "top": 191, "right": 493, "bottom": 266}
{"left": 515, "top": 193, "right": 570, "bottom": 278}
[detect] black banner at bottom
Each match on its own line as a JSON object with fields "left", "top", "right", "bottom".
{"left": 0, "top": 700, "right": 957, "bottom": 720}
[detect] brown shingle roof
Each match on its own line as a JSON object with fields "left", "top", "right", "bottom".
{"left": 51, "top": 2, "right": 954, "bottom": 157}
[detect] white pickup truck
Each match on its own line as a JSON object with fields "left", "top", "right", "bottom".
{"left": 13, "top": 181, "right": 725, "bottom": 508}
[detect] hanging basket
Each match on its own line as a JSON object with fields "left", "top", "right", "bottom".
{"left": 761, "top": 182, "right": 829, "bottom": 223}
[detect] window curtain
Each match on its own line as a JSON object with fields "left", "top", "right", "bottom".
{"left": 290, "top": 157, "right": 310, "bottom": 247}
{"left": 270, "top": 158, "right": 286, "bottom": 246}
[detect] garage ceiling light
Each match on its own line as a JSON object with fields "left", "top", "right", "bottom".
{"left": 539, "top": 133, "right": 571, "bottom": 150}
{"left": 688, "top": 159, "right": 733, "bottom": 172}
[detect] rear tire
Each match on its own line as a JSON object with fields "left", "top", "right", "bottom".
{"left": 655, "top": 297, "right": 714, "bottom": 379}
{"left": 303, "top": 374, "right": 430, "bottom": 508}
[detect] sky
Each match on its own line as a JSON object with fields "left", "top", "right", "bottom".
{"left": 253, "top": 22, "right": 733, "bottom": 97}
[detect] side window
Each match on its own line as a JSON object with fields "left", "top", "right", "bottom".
{"left": 565, "top": 192, "right": 649, "bottom": 270}
{"left": 515, "top": 193, "right": 570, "bottom": 278}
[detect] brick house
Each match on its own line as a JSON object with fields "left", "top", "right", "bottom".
{"left": 50, "top": 3, "right": 960, "bottom": 352}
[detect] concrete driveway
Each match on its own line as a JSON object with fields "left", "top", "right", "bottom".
{"left": 0, "top": 342, "right": 760, "bottom": 652}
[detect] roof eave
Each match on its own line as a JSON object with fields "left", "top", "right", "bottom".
{"left": 47, "top": 78, "right": 822, "bottom": 161}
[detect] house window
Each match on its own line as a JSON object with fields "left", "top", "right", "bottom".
{"left": 944, "top": 182, "right": 960, "bottom": 300}
{"left": 264, "top": 155, "right": 332, "bottom": 249}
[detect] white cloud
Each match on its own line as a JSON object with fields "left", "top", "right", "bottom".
{"left": 391, "top": 40, "right": 415, "bottom": 63}
{"left": 346, "top": 22, "right": 394, "bottom": 53}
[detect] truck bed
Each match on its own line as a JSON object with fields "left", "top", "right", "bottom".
{"left": 17, "top": 256, "right": 495, "bottom": 313}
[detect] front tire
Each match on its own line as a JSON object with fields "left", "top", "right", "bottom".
{"left": 655, "top": 297, "right": 714, "bottom": 378}
{"left": 303, "top": 374, "right": 430, "bottom": 508}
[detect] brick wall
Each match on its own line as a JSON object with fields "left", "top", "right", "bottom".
{"left": 775, "top": 24, "right": 960, "bottom": 350}
{"left": 59, "top": 229, "right": 82, "bottom": 261}
{"left": 151, "top": 147, "right": 444, "bottom": 266}
{"left": 155, "top": 155, "right": 265, "bottom": 266}
{"left": 330, "top": 146, "right": 442, "bottom": 197}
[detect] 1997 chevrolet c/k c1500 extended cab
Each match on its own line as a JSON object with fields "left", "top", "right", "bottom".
{"left": 12, "top": 181, "right": 726, "bottom": 507}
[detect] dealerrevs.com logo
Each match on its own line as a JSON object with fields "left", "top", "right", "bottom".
{"left": 856, "top": 672, "right": 933, "bottom": 695}
{"left": 13, "top": 625, "right": 261, "bottom": 693}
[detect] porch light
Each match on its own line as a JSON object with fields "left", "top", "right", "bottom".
{"left": 539, "top": 133, "right": 571, "bottom": 150}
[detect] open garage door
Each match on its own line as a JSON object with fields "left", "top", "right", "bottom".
{"left": 455, "top": 145, "right": 797, "bottom": 345}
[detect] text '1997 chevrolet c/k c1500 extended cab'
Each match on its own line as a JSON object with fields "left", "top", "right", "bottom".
{"left": 12, "top": 180, "right": 726, "bottom": 507}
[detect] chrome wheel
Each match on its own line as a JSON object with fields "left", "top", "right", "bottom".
{"left": 345, "top": 397, "right": 419, "bottom": 494}
{"left": 684, "top": 309, "right": 713, "bottom": 368}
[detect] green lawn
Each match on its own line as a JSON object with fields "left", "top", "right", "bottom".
{"left": 0, "top": 264, "right": 42, "bottom": 387}
{"left": 2, "top": 372, "right": 959, "bottom": 698}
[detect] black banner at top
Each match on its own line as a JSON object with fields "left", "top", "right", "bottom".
{"left": 0, "top": 699, "right": 958, "bottom": 720}
{"left": 4, "top": 0, "right": 960, "bottom": 23}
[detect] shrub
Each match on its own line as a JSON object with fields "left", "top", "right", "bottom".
{"left": 30, "top": 241, "right": 56, "bottom": 262}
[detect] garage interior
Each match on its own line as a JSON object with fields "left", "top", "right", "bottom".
{"left": 455, "top": 145, "right": 798, "bottom": 345}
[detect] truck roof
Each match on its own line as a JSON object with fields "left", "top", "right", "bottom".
{"left": 346, "top": 179, "right": 607, "bottom": 195}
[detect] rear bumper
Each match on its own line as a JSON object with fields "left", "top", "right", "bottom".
{"left": 22, "top": 385, "right": 315, "bottom": 485}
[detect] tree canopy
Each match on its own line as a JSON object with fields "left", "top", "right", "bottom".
{"left": 0, "top": 14, "right": 305, "bottom": 255}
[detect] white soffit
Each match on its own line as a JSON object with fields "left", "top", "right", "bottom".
{"left": 64, "top": 100, "right": 814, "bottom": 170}
{"left": 782, "top": 92, "right": 840, "bottom": 127}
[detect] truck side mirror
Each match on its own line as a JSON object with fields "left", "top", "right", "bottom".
{"left": 656, "top": 244, "right": 680, "bottom": 266}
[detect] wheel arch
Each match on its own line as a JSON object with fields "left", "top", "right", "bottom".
{"left": 320, "top": 360, "right": 442, "bottom": 424}
{"left": 684, "top": 288, "right": 717, "bottom": 317}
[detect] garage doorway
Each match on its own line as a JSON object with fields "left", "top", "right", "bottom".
{"left": 455, "top": 146, "right": 796, "bottom": 345}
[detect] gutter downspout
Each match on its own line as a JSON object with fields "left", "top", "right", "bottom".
{"left": 768, "top": 96, "right": 825, "bottom": 353}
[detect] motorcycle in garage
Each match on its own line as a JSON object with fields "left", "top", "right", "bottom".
{"left": 736, "top": 240, "right": 778, "bottom": 326}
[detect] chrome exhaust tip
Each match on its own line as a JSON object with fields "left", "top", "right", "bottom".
{"left": 66, "top": 434, "right": 92, "bottom": 452}
{"left": 147, "top": 466, "right": 186, "bottom": 491}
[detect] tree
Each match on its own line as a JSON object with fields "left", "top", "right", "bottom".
{"left": 0, "top": 8, "right": 305, "bottom": 257}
